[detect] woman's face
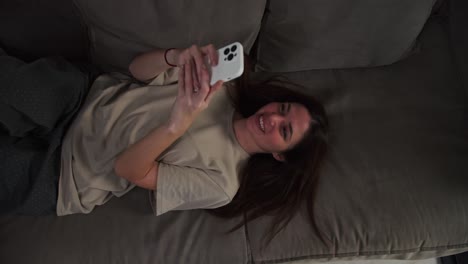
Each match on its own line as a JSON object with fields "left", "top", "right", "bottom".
{"left": 245, "top": 102, "right": 312, "bottom": 157}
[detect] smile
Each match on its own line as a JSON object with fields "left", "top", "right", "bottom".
{"left": 259, "top": 115, "right": 265, "bottom": 133}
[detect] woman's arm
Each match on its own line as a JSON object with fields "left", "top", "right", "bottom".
{"left": 115, "top": 45, "right": 223, "bottom": 190}
{"left": 114, "top": 123, "right": 179, "bottom": 190}
{"left": 129, "top": 44, "right": 219, "bottom": 82}
{"left": 129, "top": 49, "right": 178, "bottom": 81}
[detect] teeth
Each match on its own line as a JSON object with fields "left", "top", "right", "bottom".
{"left": 259, "top": 115, "right": 265, "bottom": 132}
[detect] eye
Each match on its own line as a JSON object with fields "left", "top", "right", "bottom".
{"left": 280, "top": 103, "right": 286, "bottom": 114}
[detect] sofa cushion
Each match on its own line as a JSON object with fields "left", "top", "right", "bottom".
{"left": 73, "top": 0, "right": 266, "bottom": 71}
{"left": 255, "top": 0, "right": 437, "bottom": 72}
{"left": 0, "top": 188, "right": 250, "bottom": 264}
{"left": 248, "top": 18, "right": 468, "bottom": 263}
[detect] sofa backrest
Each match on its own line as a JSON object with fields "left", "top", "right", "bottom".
{"left": 254, "top": 0, "right": 437, "bottom": 72}
{"left": 73, "top": 0, "right": 267, "bottom": 71}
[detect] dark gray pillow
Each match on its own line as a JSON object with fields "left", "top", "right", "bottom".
{"left": 73, "top": 0, "right": 266, "bottom": 70}
{"left": 255, "top": 0, "right": 437, "bottom": 72}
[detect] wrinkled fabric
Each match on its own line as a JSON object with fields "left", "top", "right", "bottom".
{"left": 0, "top": 53, "right": 89, "bottom": 215}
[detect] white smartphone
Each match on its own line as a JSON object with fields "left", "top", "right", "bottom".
{"left": 208, "top": 42, "right": 244, "bottom": 85}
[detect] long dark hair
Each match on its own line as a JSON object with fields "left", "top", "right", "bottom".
{"left": 209, "top": 68, "right": 329, "bottom": 245}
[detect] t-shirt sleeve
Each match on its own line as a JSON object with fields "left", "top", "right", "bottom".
{"left": 151, "top": 162, "right": 231, "bottom": 215}
{"left": 148, "top": 67, "right": 180, "bottom": 86}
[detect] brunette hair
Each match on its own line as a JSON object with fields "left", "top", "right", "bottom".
{"left": 209, "top": 69, "right": 329, "bottom": 245}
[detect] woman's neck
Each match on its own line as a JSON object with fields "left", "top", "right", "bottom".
{"left": 232, "top": 112, "right": 256, "bottom": 155}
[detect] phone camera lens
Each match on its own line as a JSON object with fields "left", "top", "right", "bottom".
{"left": 224, "top": 48, "right": 230, "bottom": 55}
{"left": 231, "top": 45, "right": 237, "bottom": 52}
{"left": 227, "top": 54, "right": 234, "bottom": 61}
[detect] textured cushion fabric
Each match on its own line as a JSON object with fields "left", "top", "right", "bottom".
{"left": 73, "top": 0, "right": 266, "bottom": 71}
{"left": 255, "top": 0, "right": 437, "bottom": 72}
{"left": 248, "top": 19, "right": 468, "bottom": 262}
{"left": 0, "top": 188, "right": 250, "bottom": 264}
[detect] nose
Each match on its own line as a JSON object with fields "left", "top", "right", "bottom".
{"left": 266, "top": 112, "right": 286, "bottom": 129}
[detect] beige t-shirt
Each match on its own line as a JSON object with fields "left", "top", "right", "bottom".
{"left": 57, "top": 68, "right": 249, "bottom": 216}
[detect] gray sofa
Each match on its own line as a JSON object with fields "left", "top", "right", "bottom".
{"left": 1, "top": 0, "right": 467, "bottom": 263}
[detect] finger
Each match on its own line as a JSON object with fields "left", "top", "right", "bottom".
{"left": 201, "top": 44, "right": 218, "bottom": 66}
{"left": 178, "top": 64, "right": 185, "bottom": 96}
{"left": 199, "top": 67, "right": 210, "bottom": 95}
{"left": 205, "top": 80, "right": 224, "bottom": 103}
{"left": 190, "top": 58, "right": 200, "bottom": 93}
{"left": 184, "top": 59, "right": 193, "bottom": 96}
{"left": 190, "top": 45, "right": 205, "bottom": 78}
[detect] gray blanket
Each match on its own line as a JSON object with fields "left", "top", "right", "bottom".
{"left": 0, "top": 50, "right": 90, "bottom": 215}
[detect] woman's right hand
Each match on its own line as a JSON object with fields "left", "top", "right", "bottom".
{"left": 167, "top": 44, "right": 219, "bottom": 91}
{"left": 166, "top": 45, "right": 224, "bottom": 134}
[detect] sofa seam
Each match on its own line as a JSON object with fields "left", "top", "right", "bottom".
{"left": 256, "top": 243, "right": 468, "bottom": 264}
{"left": 71, "top": 0, "right": 93, "bottom": 63}
{"left": 253, "top": 0, "right": 271, "bottom": 72}
{"left": 243, "top": 213, "right": 256, "bottom": 264}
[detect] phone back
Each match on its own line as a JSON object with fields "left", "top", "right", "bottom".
{"left": 210, "top": 42, "right": 244, "bottom": 85}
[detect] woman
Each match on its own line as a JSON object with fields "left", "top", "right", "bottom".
{"left": 0, "top": 44, "right": 328, "bottom": 241}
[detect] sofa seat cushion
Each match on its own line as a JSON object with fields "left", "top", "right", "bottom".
{"left": 248, "top": 19, "right": 468, "bottom": 263}
{"left": 0, "top": 188, "right": 250, "bottom": 264}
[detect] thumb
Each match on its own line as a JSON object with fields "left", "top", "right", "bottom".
{"left": 205, "top": 80, "right": 224, "bottom": 103}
